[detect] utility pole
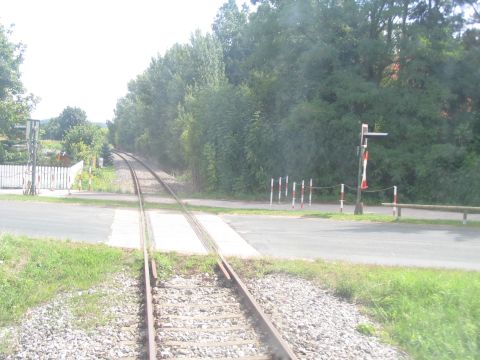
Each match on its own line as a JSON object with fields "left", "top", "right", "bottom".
{"left": 27, "top": 120, "right": 40, "bottom": 195}
{"left": 354, "top": 123, "right": 388, "bottom": 215}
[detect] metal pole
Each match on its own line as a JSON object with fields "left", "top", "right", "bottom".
{"left": 30, "top": 125, "right": 37, "bottom": 195}
{"left": 340, "top": 183, "right": 345, "bottom": 213}
{"left": 278, "top": 177, "right": 282, "bottom": 204}
{"left": 269, "top": 178, "right": 274, "bottom": 208}
{"left": 301, "top": 180, "right": 305, "bottom": 209}
{"left": 393, "top": 186, "right": 398, "bottom": 217}
{"left": 292, "top": 182, "right": 296, "bottom": 209}
{"left": 309, "top": 178, "right": 313, "bottom": 206}
{"left": 354, "top": 145, "right": 364, "bottom": 215}
{"left": 285, "top": 175, "right": 289, "bottom": 197}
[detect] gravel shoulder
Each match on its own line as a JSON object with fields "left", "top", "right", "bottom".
{"left": 246, "top": 273, "right": 408, "bottom": 360}
{"left": 1, "top": 271, "right": 145, "bottom": 359}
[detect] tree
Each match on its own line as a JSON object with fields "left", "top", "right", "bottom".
{"left": 57, "top": 106, "right": 87, "bottom": 139}
{"left": 109, "top": 0, "right": 480, "bottom": 204}
{"left": 63, "top": 123, "right": 105, "bottom": 165}
{"left": 0, "top": 23, "right": 35, "bottom": 137}
{"left": 100, "top": 143, "right": 113, "bottom": 166}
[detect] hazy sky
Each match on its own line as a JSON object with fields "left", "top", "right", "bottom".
{"left": 1, "top": 0, "right": 244, "bottom": 122}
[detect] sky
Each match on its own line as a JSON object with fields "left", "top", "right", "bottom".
{"left": 1, "top": 0, "right": 246, "bottom": 122}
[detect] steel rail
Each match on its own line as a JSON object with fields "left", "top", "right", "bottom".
{"left": 113, "top": 151, "right": 156, "bottom": 360}
{"left": 117, "top": 151, "right": 298, "bottom": 360}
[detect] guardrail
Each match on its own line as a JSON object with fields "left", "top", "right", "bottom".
{"left": 382, "top": 203, "right": 480, "bottom": 224}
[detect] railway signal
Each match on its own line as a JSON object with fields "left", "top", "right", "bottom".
{"left": 354, "top": 123, "right": 388, "bottom": 215}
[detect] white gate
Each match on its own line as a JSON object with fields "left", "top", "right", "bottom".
{"left": 0, "top": 161, "right": 84, "bottom": 190}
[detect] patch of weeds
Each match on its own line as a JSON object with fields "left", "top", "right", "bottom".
{"left": 334, "top": 280, "right": 356, "bottom": 301}
{"left": 153, "top": 252, "right": 218, "bottom": 280}
{"left": 0, "top": 328, "right": 16, "bottom": 356}
{"left": 69, "top": 292, "right": 111, "bottom": 331}
{"left": 356, "top": 323, "right": 376, "bottom": 336}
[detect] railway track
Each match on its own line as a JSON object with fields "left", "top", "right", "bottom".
{"left": 113, "top": 151, "right": 297, "bottom": 360}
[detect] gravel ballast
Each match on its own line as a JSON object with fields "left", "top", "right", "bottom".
{"left": 1, "top": 271, "right": 145, "bottom": 359}
{"left": 154, "top": 273, "right": 271, "bottom": 359}
{"left": 247, "top": 273, "right": 408, "bottom": 360}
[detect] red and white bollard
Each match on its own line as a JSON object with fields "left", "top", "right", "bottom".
{"left": 301, "top": 180, "right": 305, "bottom": 209}
{"left": 309, "top": 178, "right": 313, "bottom": 206}
{"left": 270, "top": 178, "right": 274, "bottom": 208}
{"left": 340, "top": 183, "right": 345, "bottom": 213}
{"left": 285, "top": 175, "right": 289, "bottom": 198}
{"left": 278, "top": 176, "right": 282, "bottom": 204}
{"left": 393, "top": 186, "right": 398, "bottom": 217}
{"left": 292, "top": 182, "right": 296, "bottom": 209}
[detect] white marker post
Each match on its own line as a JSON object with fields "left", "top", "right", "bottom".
{"left": 89, "top": 166, "right": 92, "bottom": 191}
{"left": 292, "top": 182, "right": 296, "bottom": 209}
{"left": 309, "top": 178, "right": 313, "bottom": 206}
{"left": 285, "top": 175, "right": 289, "bottom": 198}
{"left": 393, "top": 186, "right": 398, "bottom": 217}
{"left": 270, "top": 178, "right": 274, "bottom": 208}
{"left": 340, "top": 184, "right": 345, "bottom": 213}
{"left": 301, "top": 180, "right": 305, "bottom": 209}
{"left": 278, "top": 177, "right": 282, "bottom": 204}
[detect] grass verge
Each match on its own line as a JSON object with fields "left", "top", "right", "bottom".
{"left": 229, "top": 257, "right": 480, "bottom": 360}
{"left": 0, "top": 194, "right": 138, "bottom": 208}
{"left": 0, "top": 233, "right": 140, "bottom": 326}
{"left": 152, "top": 252, "right": 218, "bottom": 281}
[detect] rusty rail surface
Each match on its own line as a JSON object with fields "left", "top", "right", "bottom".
{"left": 113, "top": 151, "right": 156, "bottom": 359}
{"left": 117, "top": 151, "right": 298, "bottom": 360}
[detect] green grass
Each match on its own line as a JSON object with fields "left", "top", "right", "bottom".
{"left": 0, "top": 233, "right": 139, "bottom": 326}
{"left": 39, "top": 140, "right": 63, "bottom": 151}
{"left": 69, "top": 292, "right": 112, "bottom": 330}
{"left": 78, "top": 167, "right": 124, "bottom": 192}
{"left": 0, "top": 194, "right": 138, "bottom": 208}
{"left": 153, "top": 252, "right": 218, "bottom": 280}
{"left": 229, "top": 258, "right": 480, "bottom": 360}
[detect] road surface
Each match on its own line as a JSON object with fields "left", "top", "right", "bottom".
{"left": 1, "top": 200, "right": 479, "bottom": 270}
{"left": 222, "top": 214, "right": 480, "bottom": 270}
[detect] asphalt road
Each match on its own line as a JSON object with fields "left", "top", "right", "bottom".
{"left": 1, "top": 200, "right": 479, "bottom": 270}
{"left": 222, "top": 214, "right": 480, "bottom": 270}
{"left": 0, "top": 201, "right": 114, "bottom": 243}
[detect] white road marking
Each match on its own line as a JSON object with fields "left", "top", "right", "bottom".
{"left": 107, "top": 209, "right": 141, "bottom": 249}
{"left": 149, "top": 211, "right": 207, "bottom": 255}
{"left": 196, "top": 214, "right": 260, "bottom": 258}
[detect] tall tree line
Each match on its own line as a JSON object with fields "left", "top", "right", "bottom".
{"left": 111, "top": 0, "right": 480, "bottom": 204}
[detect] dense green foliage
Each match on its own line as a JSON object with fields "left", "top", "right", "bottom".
{"left": 111, "top": 0, "right": 480, "bottom": 204}
{"left": 63, "top": 122, "right": 106, "bottom": 164}
{"left": 43, "top": 106, "right": 88, "bottom": 140}
{"left": 0, "top": 24, "right": 36, "bottom": 162}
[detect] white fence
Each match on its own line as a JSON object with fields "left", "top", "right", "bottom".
{"left": 0, "top": 161, "right": 84, "bottom": 190}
